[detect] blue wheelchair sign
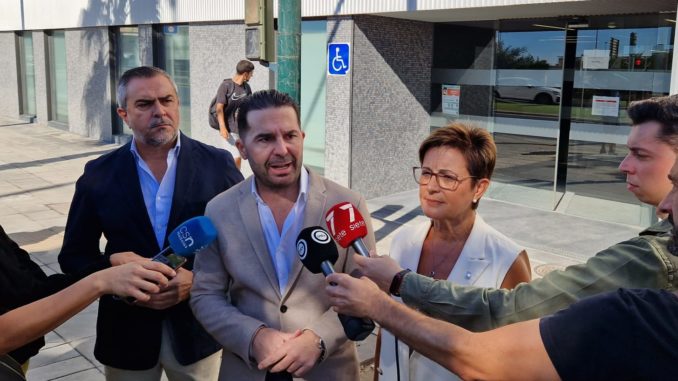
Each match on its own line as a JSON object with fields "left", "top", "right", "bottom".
{"left": 328, "top": 43, "right": 350, "bottom": 76}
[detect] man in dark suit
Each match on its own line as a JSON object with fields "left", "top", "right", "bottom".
{"left": 58, "top": 66, "right": 243, "bottom": 380}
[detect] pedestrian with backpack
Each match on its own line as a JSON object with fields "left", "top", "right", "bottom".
{"left": 209, "top": 60, "right": 254, "bottom": 169}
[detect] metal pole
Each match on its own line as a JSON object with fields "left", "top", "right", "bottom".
{"left": 276, "top": 0, "right": 301, "bottom": 103}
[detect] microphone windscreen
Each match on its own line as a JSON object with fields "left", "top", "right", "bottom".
{"left": 296, "top": 226, "right": 339, "bottom": 273}
{"left": 325, "top": 202, "right": 368, "bottom": 248}
{"left": 167, "top": 216, "right": 218, "bottom": 257}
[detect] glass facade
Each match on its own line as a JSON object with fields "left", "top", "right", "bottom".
{"left": 113, "top": 26, "right": 140, "bottom": 135}
{"left": 431, "top": 14, "right": 674, "bottom": 226}
{"left": 301, "top": 20, "right": 328, "bottom": 175}
{"left": 47, "top": 31, "right": 69, "bottom": 124}
{"left": 155, "top": 25, "right": 190, "bottom": 136}
{"left": 17, "top": 31, "right": 36, "bottom": 116}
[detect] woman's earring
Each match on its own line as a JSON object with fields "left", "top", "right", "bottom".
{"left": 472, "top": 199, "right": 478, "bottom": 204}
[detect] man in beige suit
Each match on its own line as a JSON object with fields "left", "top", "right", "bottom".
{"left": 190, "top": 89, "right": 376, "bottom": 381}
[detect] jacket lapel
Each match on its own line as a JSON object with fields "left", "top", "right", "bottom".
{"left": 449, "top": 215, "right": 490, "bottom": 285}
{"left": 239, "top": 178, "right": 283, "bottom": 298}
{"left": 115, "top": 143, "right": 159, "bottom": 253}
{"left": 167, "top": 134, "right": 195, "bottom": 243}
{"left": 281, "top": 170, "right": 327, "bottom": 302}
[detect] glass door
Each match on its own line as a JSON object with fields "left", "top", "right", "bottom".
{"left": 490, "top": 21, "right": 565, "bottom": 210}
{"left": 563, "top": 15, "right": 675, "bottom": 225}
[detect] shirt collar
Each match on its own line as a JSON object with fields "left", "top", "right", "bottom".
{"left": 251, "top": 166, "right": 309, "bottom": 205}
{"left": 130, "top": 133, "right": 182, "bottom": 161}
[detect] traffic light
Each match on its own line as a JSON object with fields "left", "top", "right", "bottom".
{"left": 634, "top": 57, "right": 644, "bottom": 68}
{"left": 245, "top": 0, "right": 274, "bottom": 62}
{"left": 629, "top": 32, "right": 637, "bottom": 47}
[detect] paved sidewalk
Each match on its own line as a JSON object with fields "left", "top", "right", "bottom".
{"left": 0, "top": 119, "right": 642, "bottom": 380}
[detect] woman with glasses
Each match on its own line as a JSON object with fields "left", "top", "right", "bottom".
{"left": 376, "top": 122, "right": 532, "bottom": 381}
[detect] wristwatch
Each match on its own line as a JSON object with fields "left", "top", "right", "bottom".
{"left": 316, "top": 337, "right": 326, "bottom": 363}
{"left": 389, "top": 269, "right": 412, "bottom": 297}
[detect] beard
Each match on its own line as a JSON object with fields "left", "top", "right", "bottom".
{"left": 144, "top": 122, "right": 178, "bottom": 147}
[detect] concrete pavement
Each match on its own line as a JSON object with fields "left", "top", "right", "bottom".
{"left": 0, "top": 118, "right": 642, "bottom": 380}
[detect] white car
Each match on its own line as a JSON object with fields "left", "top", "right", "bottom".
{"left": 495, "top": 77, "right": 561, "bottom": 104}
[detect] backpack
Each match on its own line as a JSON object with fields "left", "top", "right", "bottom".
{"left": 208, "top": 79, "right": 231, "bottom": 130}
{"left": 209, "top": 79, "right": 250, "bottom": 131}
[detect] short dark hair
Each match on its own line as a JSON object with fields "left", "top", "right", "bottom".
{"left": 236, "top": 89, "right": 300, "bottom": 138}
{"left": 236, "top": 60, "right": 255, "bottom": 75}
{"left": 627, "top": 95, "right": 678, "bottom": 148}
{"left": 418, "top": 122, "right": 496, "bottom": 209}
{"left": 116, "top": 66, "right": 178, "bottom": 109}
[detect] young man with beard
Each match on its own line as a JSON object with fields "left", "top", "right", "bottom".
{"left": 339, "top": 94, "right": 678, "bottom": 334}
{"left": 58, "top": 66, "right": 243, "bottom": 380}
{"left": 190, "top": 89, "right": 376, "bottom": 381}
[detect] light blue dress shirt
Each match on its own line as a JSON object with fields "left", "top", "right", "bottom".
{"left": 130, "top": 135, "right": 181, "bottom": 249}
{"left": 252, "top": 167, "right": 309, "bottom": 294}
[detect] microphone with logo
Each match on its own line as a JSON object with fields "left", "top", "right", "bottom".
{"left": 123, "top": 216, "right": 217, "bottom": 303}
{"left": 296, "top": 226, "right": 375, "bottom": 341}
{"left": 325, "top": 202, "right": 371, "bottom": 257}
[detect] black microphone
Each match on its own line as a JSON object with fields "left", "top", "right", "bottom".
{"left": 296, "top": 226, "right": 375, "bottom": 341}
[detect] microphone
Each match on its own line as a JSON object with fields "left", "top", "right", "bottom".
{"left": 122, "top": 216, "right": 217, "bottom": 303}
{"left": 152, "top": 216, "right": 218, "bottom": 270}
{"left": 325, "top": 202, "right": 370, "bottom": 257}
{"left": 296, "top": 226, "right": 375, "bottom": 341}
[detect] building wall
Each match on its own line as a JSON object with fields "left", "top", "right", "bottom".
{"left": 64, "top": 28, "right": 112, "bottom": 140}
{"left": 324, "top": 17, "right": 354, "bottom": 187}
{"left": 188, "top": 22, "right": 272, "bottom": 149}
{"left": 350, "top": 15, "right": 433, "bottom": 199}
{"left": 0, "top": 32, "right": 20, "bottom": 118}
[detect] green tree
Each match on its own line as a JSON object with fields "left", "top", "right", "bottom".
{"left": 495, "top": 41, "right": 550, "bottom": 69}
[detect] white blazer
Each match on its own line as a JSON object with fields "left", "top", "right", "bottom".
{"left": 378, "top": 214, "right": 523, "bottom": 381}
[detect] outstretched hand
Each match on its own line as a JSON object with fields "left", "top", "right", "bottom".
{"left": 325, "top": 273, "right": 387, "bottom": 319}
{"left": 95, "top": 261, "right": 175, "bottom": 301}
{"left": 354, "top": 251, "right": 404, "bottom": 292}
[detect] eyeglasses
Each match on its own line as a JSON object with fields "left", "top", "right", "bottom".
{"left": 412, "top": 167, "right": 475, "bottom": 191}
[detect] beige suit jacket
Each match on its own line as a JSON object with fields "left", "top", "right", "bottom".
{"left": 191, "top": 170, "right": 376, "bottom": 381}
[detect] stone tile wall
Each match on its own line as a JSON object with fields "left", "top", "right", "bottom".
{"left": 350, "top": 15, "right": 433, "bottom": 199}
{"left": 0, "top": 32, "right": 20, "bottom": 118}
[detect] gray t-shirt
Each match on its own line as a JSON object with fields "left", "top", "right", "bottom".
{"left": 215, "top": 79, "right": 252, "bottom": 134}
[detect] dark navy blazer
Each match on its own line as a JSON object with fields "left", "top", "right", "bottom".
{"left": 58, "top": 134, "right": 243, "bottom": 370}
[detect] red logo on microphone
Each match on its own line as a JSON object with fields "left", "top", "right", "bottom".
{"left": 325, "top": 202, "right": 368, "bottom": 248}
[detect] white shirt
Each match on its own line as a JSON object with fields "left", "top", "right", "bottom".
{"left": 252, "top": 167, "right": 309, "bottom": 294}
{"left": 129, "top": 134, "right": 181, "bottom": 248}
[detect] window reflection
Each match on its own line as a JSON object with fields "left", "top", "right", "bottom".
{"left": 115, "top": 26, "right": 140, "bottom": 135}
{"left": 19, "top": 32, "right": 36, "bottom": 116}
{"left": 157, "top": 25, "right": 190, "bottom": 136}
{"left": 48, "top": 31, "right": 69, "bottom": 123}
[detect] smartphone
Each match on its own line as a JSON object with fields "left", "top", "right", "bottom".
{"left": 151, "top": 252, "right": 188, "bottom": 270}
{"left": 120, "top": 252, "right": 187, "bottom": 304}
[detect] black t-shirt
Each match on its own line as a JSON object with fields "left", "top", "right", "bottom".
{"left": 540, "top": 288, "right": 678, "bottom": 381}
{"left": 215, "top": 79, "right": 252, "bottom": 134}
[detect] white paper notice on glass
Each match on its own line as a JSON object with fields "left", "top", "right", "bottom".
{"left": 582, "top": 50, "right": 610, "bottom": 70}
{"left": 592, "top": 96, "right": 620, "bottom": 117}
{"left": 442, "top": 85, "right": 460, "bottom": 115}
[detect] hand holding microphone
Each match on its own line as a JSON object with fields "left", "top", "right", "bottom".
{"left": 124, "top": 216, "right": 217, "bottom": 307}
{"left": 296, "top": 226, "right": 375, "bottom": 341}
